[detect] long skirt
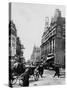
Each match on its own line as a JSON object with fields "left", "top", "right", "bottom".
{"left": 23, "top": 80, "right": 29, "bottom": 87}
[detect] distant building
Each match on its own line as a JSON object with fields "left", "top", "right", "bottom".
{"left": 41, "top": 9, "right": 65, "bottom": 67}
{"left": 30, "top": 46, "right": 41, "bottom": 63}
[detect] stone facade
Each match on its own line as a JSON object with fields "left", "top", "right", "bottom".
{"left": 41, "top": 9, "right": 65, "bottom": 67}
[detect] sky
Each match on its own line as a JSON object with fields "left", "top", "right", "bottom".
{"left": 11, "top": 3, "right": 65, "bottom": 61}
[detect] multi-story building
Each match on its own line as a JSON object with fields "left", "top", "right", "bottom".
{"left": 9, "top": 21, "right": 17, "bottom": 63}
{"left": 9, "top": 20, "right": 17, "bottom": 86}
{"left": 41, "top": 9, "right": 65, "bottom": 67}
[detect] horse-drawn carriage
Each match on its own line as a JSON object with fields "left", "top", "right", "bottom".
{"left": 25, "top": 65, "right": 39, "bottom": 81}
{"left": 11, "top": 63, "right": 39, "bottom": 86}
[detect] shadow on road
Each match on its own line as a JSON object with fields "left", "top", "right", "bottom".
{"left": 4, "top": 83, "right": 9, "bottom": 87}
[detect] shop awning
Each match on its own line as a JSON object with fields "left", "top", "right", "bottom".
{"left": 47, "top": 56, "right": 54, "bottom": 61}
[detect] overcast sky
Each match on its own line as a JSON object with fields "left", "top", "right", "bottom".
{"left": 11, "top": 3, "right": 65, "bottom": 61}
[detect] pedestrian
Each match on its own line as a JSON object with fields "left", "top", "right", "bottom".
{"left": 53, "top": 66, "right": 60, "bottom": 78}
{"left": 22, "top": 68, "right": 30, "bottom": 87}
{"left": 34, "top": 67, "right": 39, "bottom": 81}
{"left": 38, "top": 64, "right": 44, "bottom": 78}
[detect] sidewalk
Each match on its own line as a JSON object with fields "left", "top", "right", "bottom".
{"left": 60, "top": 68, "right": 65, "bottom": 76}
{"left": 29, "top": 69, "right": 65, "bottom": 86}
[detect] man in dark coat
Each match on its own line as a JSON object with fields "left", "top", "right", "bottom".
{"left": 53, "top": 66, "right": 60, "bottom": 78}
{"left": 22, "top": 68, "right": 30, "bottom": 87}
{"left": 38, "top": 64, "right": 44, "bottom": 78}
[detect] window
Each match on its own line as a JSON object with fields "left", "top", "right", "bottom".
{"left": 53, "top": 39, "right": 55, "bottom": 53}
{"left": 57, "top": 26, "right": 61, "bottom": 38}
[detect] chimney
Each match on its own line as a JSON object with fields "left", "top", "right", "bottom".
{"left": 45, "top": 17, "right": 49, "bottom": 28}
{"left": 44, "top": 17, "right": 49, "bottom": 31}
{"left": 54, "top": 9, "right": 61, "bottom": 21}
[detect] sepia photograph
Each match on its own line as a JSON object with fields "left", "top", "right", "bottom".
{"left": 9, "top": 2, "right": 65, "bottom": 87}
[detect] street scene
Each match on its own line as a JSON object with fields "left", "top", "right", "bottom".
{"left": 9, "top": 3, "right": 65, "bottom": 87}
{"left": 12, "top": 69, "right": 65, "bottom": 87}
